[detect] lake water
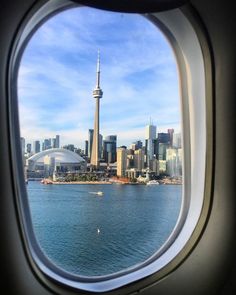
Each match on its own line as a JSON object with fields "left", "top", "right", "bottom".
{"left": 27, "top": 181, "right": 182, "bottom": 277}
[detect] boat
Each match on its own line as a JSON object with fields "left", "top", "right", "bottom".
{"left": 146, "top": 180, "right": 159, "bottom": 185}
{"left": 96, "top": 191, "right": 103, "bottom": 196}
{"left": 89, "top": 191, "right": 103, "bottom": 196}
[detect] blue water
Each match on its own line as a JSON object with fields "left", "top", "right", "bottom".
{"left": 27, "top": 181, "right": 182, "bottom": 276}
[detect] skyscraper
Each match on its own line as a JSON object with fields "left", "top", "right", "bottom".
{"left": 51, "top": 138, "right": 56, "bottom": 148}
{"left": 157, "top": 132, "right": 170, "bottom": 144}
{"left": 168, "top": 128, "right": 174, "bottom": 147}
{"left": 84, "top": 140, "right": 88, "bottom": 157}
{"left": 90, "top": 51, "right": 103, "bottom": 169}
{"left": 33, "top": 140, "right": 40, "bottom": 154}
{"left": 42, "top": 138, "right": 51, "bottom": 150}
{"left": 145, "top": 124, "right": 156, "bottom": 168}
{"left": 157, "top": 132, "right": 171, "bottom": 160}
{"left": 88, "top": 129, "right": 94, "bottom": 158}
{"left": 103, "top": 135, "right": 117, "bottom": 163}
{"left": 55, "top": 135, "right": 60, "bottom": 148}
{"left": 26, "top": 143, "right": 31, "bottom": 154}
{"left": 117, "top": 147, "right": 127, "bottom": 177}
{"left": 134, "top": 148, "right": 144, "bottom": 171}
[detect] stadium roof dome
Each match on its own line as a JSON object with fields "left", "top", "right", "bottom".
{"left": 28, "top": 148, "right": 85, "bottom": 164}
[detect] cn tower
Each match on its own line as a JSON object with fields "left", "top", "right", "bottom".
{"left": 90, "top": 51, "right": 103, "bottom": 169}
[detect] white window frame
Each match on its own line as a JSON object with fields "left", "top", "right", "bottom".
{"left": 8, "top": 0, "right": 213, "bottom": 293}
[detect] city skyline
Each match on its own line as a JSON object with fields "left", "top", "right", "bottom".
{"left": 18, "top": 7, "right": 181, "bottom": 147}
{"left": 21, "top": 124, "right": 181, "bottom": 156}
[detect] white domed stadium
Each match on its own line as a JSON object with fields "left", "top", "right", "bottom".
{"left": 27, "top": 148, "right": 87, "bottom": 178}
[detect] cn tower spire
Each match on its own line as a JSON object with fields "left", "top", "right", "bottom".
{"left": 96, "top": 50, "right": 101, "bottom": 88}
{"left": 91, "top": 51, "right": 103, "bottom": 169}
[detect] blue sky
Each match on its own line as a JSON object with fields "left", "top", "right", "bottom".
{"left": 18, "top": 7, "right": 181, "bottom": 148}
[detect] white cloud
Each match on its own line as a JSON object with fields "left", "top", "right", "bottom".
{"left": 18, "top": 7, "right": 181, "bottom": 148}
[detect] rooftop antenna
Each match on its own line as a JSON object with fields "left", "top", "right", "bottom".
{"left": 96, "top": 49, "right": 100, "bottom": 88}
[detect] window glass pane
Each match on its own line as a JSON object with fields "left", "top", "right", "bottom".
{"left": 18, "top": 7, "right": 182, "bottom": 277}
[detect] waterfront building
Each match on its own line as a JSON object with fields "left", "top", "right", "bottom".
{"left": 33, "top": 140, "right": 40, "bottom": 154}
{"left": 134, "top": 148, "right": 144, "bottom": 171}
{"left": 117, "top": 147, "right": 127, "bottom": 177}
{"left": 90, "top": 51, "right": 103, "bottom": 169}
{"left": 126, "top": 168, "right": 138, "bottom": 180}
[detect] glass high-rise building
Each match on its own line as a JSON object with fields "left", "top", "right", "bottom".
{"left": 103, "top": 135, "right": 117, "bottom": 163}
{"left": 33, "top": 140, "right": 40, "bottom": 154}
{"left": 168, "top": 128, "right": 174, "bottom": 147}
{"left": 88, "top": 129, "right": 94, "bottom": 158}
{"left": 157, "top": 132, "right": 170, "bottom": 144}
{"left": 145, "top": 124, "right": 156, "bottom": 168}
{"left": 55, "top": 135, "right": 60, "bottom": 148}
{"left": 42, "top": 138, "right": 51, "bottom": 151}
{"left": 84, "top": 140, "right": 88, "bottom": 157}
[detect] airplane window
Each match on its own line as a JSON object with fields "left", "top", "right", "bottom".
{"left": 18, "top": 6, "right": 182, "bottom": 278}
{"left": 10, "top": 0, "right": 210, "bottom": 292}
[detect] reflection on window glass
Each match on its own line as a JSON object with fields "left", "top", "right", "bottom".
{"left": 18, "top": 7, "right": 182, "bottom": 276}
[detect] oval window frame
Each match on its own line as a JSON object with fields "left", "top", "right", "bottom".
{"left": 8, "top": 0, "right": 213, "bottom": 293}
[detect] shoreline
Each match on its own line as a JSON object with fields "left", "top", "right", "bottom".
{"left": 39, "top": 180, "right": 182, "bottom": 185}
{"left": 49, "top": 181, "right": 112, "bottom": 185}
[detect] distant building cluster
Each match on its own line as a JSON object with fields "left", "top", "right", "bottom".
{"left": 21, "top": 53, "right": 182, "bottom": 182}
{"left": 21, "top": 135, "right": 60, "bottom": 157}
{"left": 21, "top": 125, "right": 182, "bottom": 181}
{"left": 116, "top": 126, "right": 182, "bottom": 180}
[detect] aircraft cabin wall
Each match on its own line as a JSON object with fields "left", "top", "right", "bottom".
{"left": 0, "top": 0, "right": 235, "bottom": 294}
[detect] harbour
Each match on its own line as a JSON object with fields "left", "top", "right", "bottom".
{"left": 27, "top": 181, "right": 182, "bottom": 277}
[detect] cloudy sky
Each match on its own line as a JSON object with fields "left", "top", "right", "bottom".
{"left": 18, "top": 6, "right": 181, "bottom": 148}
